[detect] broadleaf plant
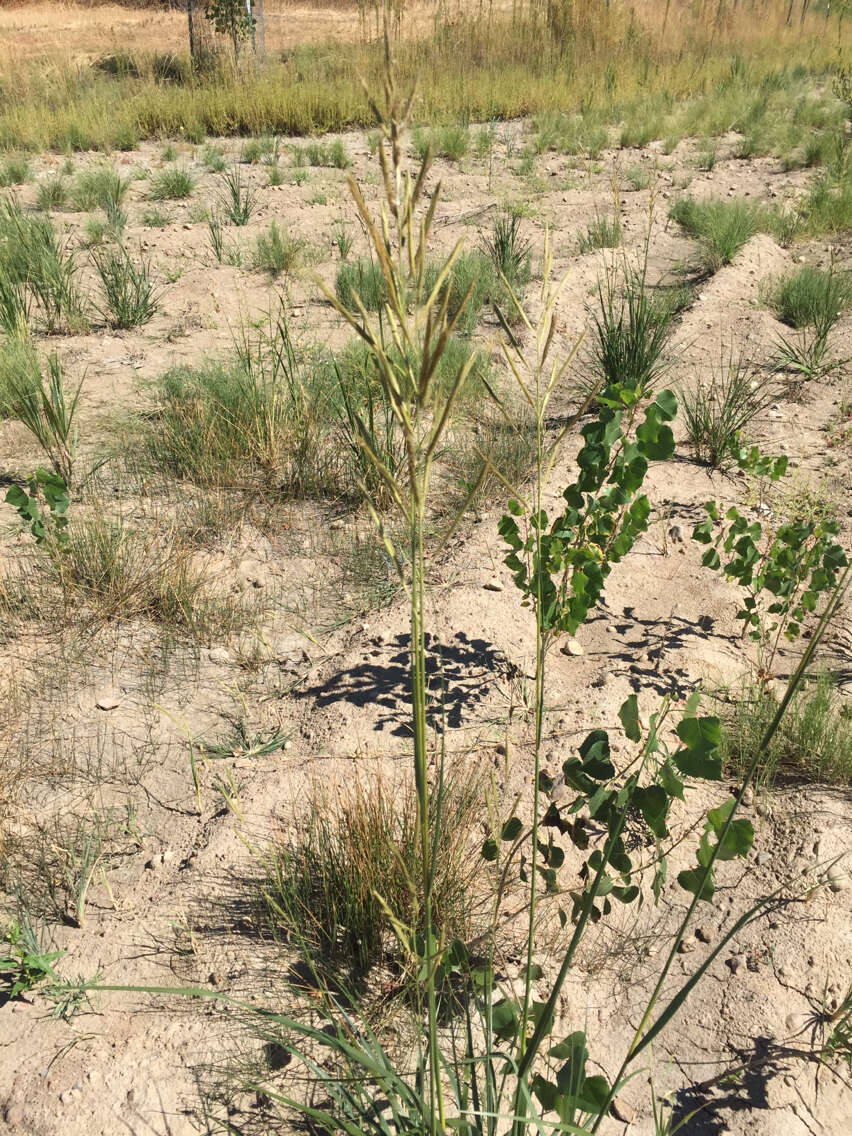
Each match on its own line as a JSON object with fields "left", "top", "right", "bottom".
{"left": 693, "top": 443, "right": 848, "bottom": 676}
{"left": 499, "top": 375, "right": 677, "bottom": 639}
{"left": 5, "top": 467, "right": 70, "bottom": 549}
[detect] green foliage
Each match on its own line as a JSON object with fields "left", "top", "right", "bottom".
{"left": 500, "top": 383, "right": 677, "bottom": 637}
{"left": 579, "top": 214, "right": 622, "bottom": 252}
{"left": 292, "top": 139, "right": 351, "bottom": 169}
{"left": 670, "top": 197, "right": 756, "bottom": 273}
{"left": 536, "top": 693, "right": 747, "bottom": 918}
{"left": 252, "top": 221, "right": 302, "bottom": 277}
{"left": 765, "top": 265, "right": 852, "bottom": 329}
{"left": 413, "top": 123, "right": 470, "bottom": 162}
{"left": 335, "top": 257, "right": 388, "bottom": 311}
{"left": 35, "top": 177, "right": 67, "bottom": 211}
{"left": 680, "top": 349, "right": 778, "bottom": 468}
{"left": 70, "top": 164, "right": 128, "bottom": 212}
{"left": 4, "top": 468, "right": 70, "bottom": 549}
{"left": 0, "top": 920, "right": 63, "bottom": 1001}
{"left": 263, "top": 771, "right": 482, "bottom": 978}
{"left": 720, "top": 674, "right": 852, "bottom": 786}
{"left": 481, "top": 210, "right": 532, "bottom": 292}
{"left": 0, "top": 199, "right": 88, "bottom": 333}
{"left": 149, "top": 166, "right": 195, "bottom": 201}
{"left": 0, "top": 156, "right": 31, "bottom": 186}
{"left": 92, "top": 245, "right": 159, "bottom": 328}
{"left": 692, "top": 448, "right": 847, "bottom": 673}
{"left": 204, "top": 0, "right": 255, "bottom": 53}
{"left": 218, "top": 164, "right": 255, "bottom": 224}
{"left": 7, "top": 352, "right": 81, "bottom": 485}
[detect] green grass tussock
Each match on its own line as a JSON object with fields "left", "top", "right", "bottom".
{"left": 720, "top": 675, "right": 852, "bottom": 786}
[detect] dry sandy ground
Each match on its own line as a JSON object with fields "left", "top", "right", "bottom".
{"left": 0, "top": 1, "right": 473, "bottom": 60}
{"left": 0, "top": 120, "right": 850, "bottom": 1135}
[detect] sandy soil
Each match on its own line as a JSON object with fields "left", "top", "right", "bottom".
{"left": 0, "top": 120, "right": 850, "bottom": 1135}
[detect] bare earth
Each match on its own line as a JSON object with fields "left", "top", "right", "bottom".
{"left": 0, "top": 121, "right": 850, "bottom": 1135}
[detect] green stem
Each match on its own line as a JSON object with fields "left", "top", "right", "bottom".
{"left": 511, "top": 361, "right": 550, "bottom": 1132}
{"left": 410, "top": 492, "right": 444, "bottom": 1135}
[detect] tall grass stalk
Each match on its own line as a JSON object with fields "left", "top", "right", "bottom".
{"left": 316, "top": 72, "right": 488, "bottom": 1131}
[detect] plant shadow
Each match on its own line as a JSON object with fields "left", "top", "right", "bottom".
{"left": 294, "top": 630, "right": 512, "bottom": 736}
{"left": 671, "top": 1035, "right": 819, "bottom": 1133}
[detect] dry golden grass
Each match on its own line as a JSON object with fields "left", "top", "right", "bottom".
{"left": 0, "top": 0, "right": 837, "bottom": 64}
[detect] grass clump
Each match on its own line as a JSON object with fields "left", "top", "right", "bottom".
{"left": 70, "top": 165, "right": 128, "bottom": 213}
{"left": 145, "top": 316, "right": 338, "bottom": 495}
{"left": 142, "top": 208, "right": 170, "bottom": 228}
{"left": 424, "top": 251, "right": 497, "bottom": 335}
{"left": 218, "top": 165, "right": 256, "bottom": 225}
{"left": 335, "top": 257, "right": 388, "bottom": 311}
{"left": 149, "top": 167, "right": 195, "bottom": 201}
{"left": 670, "top": 197, "right": 756, "bottom": 273}
{"left": 92, "top": 246, "right": 159, "bottom": 329}
{"left": 5, "top": 351, "right": 81, "bottom": 484}
{"left": 680, "top": 348, "right": 778, "bottom": 468}
{"left": 769, "top": 263, "right": 850, "bottom": 378}
{"left": 623, "top": 165, "right": 650, "bottom": 191}
{"left": 35, "top": 178, "right": 67, "bottom": 211}
{"left": 241, "top": 135, "right": 277, "bottom": 164}
{"left": 0, "top": 156, "right": 31, "bottom": 187}
{"left": 201, "top": 143, "right": 227, "bottom": 172}
{"left": 481, "top": 210, "right": 532, "bottom": 293}
{"left": 579, "top": 214, "right": 622, "bottom": 252}
{"left": 252, "top": 222, "right": 302, "bottom": 277}
{"left": 262, "top": 769, "right": 484, "bottom": 978}
{"left": 720, "top": 675, "right": 852, "bottom": 786}
{"left": 0, "top": 199, "right": 88, "bottom": 333}
{"left": 53, "top": 516, "right": 231, "bottom": 635}
{"left": 763, "top": 264, "right": 852, "bottom": 329}
{"left": 292, "top": 139, "right": 351, "bottom": 169}
{"left": 586, "top": 267, "right": 672, "bottom": 396}
{"left": 0, "top": 334, "right": 40, "bottom": 417}
{"left": 413, "top": 124, "right": 470, "bottom": 162}
{"left": 0, "top": 261, "right": 30, "bottom": 336}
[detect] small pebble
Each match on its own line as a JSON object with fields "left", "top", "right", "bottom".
{"left": 560, "top": 639, "right": 584, "bottom": 657}
{"left": 726, "top": 955, "right": 743, "bottom": 974}
{"left": 609, "top": 1097, "right": 635, "bottom": 1123}
{"left": 95, "top": 691, "right": 120, "bottom": 711}
{"left": 826, "top": 864, "right": 848, "bottom": 892}
{"left": 695, "top": 925, "right": 712, "bottom": 944}
{"left": 483, "top": 580, "right": 503, "bottom": 592}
